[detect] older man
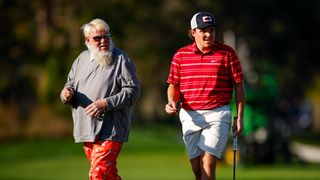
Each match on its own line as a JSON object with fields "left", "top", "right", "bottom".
{"left": 165, "top": 12, "right": 245, "bottom": 180}
{"left": 60, "top": 18, "right": 140, "bottom": 180}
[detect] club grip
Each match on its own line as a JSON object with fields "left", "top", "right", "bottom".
{"left": 233, "top": 117, "right": 238, "bottom": 150}
{"left": 233, "top": 133, "right": 237, "bottom": 150}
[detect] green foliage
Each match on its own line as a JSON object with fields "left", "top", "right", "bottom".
{"left": 1, "top": 0, "right": 320, "bottom": 142}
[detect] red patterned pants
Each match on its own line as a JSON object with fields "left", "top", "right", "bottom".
{"left": 83, "top": 141, "right": 123, "bottom": 180}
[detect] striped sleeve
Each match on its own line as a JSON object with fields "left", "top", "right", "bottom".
{"left": 228, "top": 48, "right": 244, "bottom": 84}
{"left": 167, "top": 51, "right": 181, "bottom": 86}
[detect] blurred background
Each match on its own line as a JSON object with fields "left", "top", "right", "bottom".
{"left": 1, "top": 0, "right": 320, "bottom": 179}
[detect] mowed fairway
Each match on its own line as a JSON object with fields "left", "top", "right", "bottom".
{"left": 0, "top": 125, "right": 319, "bottom": 180}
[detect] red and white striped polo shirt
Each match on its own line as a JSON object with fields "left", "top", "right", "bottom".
{"left": 167, "top": 42, "right": 244, "bottom": 110}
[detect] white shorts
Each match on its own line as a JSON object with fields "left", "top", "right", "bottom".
{"left": 179, "top": 105, "right": 232, "bottom": 159}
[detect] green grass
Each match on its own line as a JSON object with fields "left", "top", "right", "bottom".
{"left": 0, "top": 125, "right": 320, "bottom": 180}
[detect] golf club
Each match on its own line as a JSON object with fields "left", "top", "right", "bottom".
{"left": 233, "top": 117, "right": 238, "bottom": 180}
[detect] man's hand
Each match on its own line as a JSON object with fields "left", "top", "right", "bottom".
{"left": 233, "top": 117, "right": 244, "bottom": 136}
{"left": 85, "top": 99, "right": 107, "bottom": 118}
{"left": 165, "top": 100, "right": 178, "bottom": 115}
{"left": 61, "top": 87, "right": 74, "bottom": 102}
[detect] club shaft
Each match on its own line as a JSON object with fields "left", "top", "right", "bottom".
{"left": 233, "top": 150, "right": 236, "bottom": 180}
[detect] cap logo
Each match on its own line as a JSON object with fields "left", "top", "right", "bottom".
{"left": 202, "top": 16, "right": 212, "bottom": 23}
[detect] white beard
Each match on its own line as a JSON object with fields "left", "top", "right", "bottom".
{"left": 94, "top": 50, "right": 113, "bottom": 67}
{"left": 87, "top": 41, "right": 114, "bottom": 67}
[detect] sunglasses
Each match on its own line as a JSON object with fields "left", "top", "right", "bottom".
{"left": 92, "top": 34, "right": 110, "bottom": 42}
